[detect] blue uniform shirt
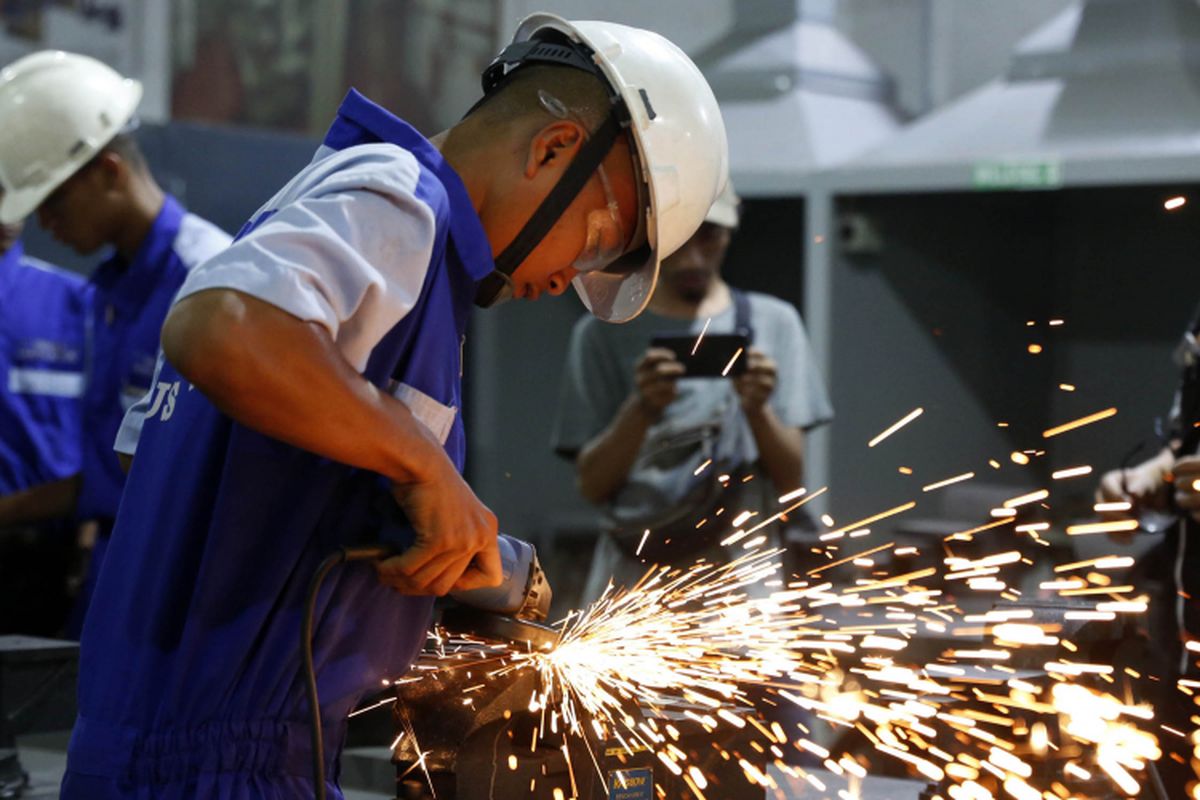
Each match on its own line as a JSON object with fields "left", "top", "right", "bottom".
{"left": 76, "top": 195, "right": 230, "bottom": 524}
{"left": 63, "top": 91, "right": 495, "bottom": 799}
{"left": 0, "top": 241, "right": 87, "bottom": 494}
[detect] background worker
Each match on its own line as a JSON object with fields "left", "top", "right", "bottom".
{"left": 1096, "top": 302, "right": 1200, "bottom": 794}
{"left": 553, "top": 183, "right": 833, "bottom": 601}
{"left": 0, "top": 220, "right": 87, "bottom": 635}
{"left": 0, "top": 52, "right": 232, "bottom": 631}
{"left": 54, "top": 15, "right": 727, "bottom": 799}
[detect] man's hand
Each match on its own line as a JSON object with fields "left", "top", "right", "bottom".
{"left": 733, "top": 348, "right": 777, "bottom": 413}
{"left": 635, "top": 347, "right": 684, "bottom": 419}
{"left": 376, "top": 462, "right": 502, "bottom": 596}
{"left": 1173, "top": 456, "right": 1200, "bottom": 524}
{"left": 1095, "top": 450, "right": 1173, "bottom": 518}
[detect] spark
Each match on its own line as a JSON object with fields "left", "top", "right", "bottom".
{"left": 868, "top": 407, "right": 924, "bottom": 448}
{"left": 720, "top": 347, "right": 744, "bottom": 377}
{"left": 691, "top": 318, "right": 712, "bottom": 355}
{"left": 1059, "top": 383, "right": 1076, "bottom": 392}
{"left": 821, "top": 502, "right": 916, "bottom": 540}
{"left": 922, "top": 471, "right": 975, "bottom": 493}
{"left": 1042, "top": 407, "right": 1118, "bottom": 438}
{"left": 1065, "top": 520, "right": 1139, "bottom": 535}
{"left": 1052, "top": 465, "right": 1092, "bottom": 480}
{"left": 1166, "top": 195, "right": 1188, "bottom": 211}
{"left": 1003, "top": 489, "right": 1048, "bottom": 508}
{"left": 778, "top": 486, "right": 807, "bottom": 503}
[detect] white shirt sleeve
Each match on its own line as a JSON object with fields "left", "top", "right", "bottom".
{"left": 172, "top": 145, "right": 438, "bottom": 372}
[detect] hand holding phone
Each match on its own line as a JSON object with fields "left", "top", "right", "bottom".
{"left": 650, "top": 332, "right": 749, "bottom": 377}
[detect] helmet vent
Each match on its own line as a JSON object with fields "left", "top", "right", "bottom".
{"left": 638, "top": 88, "right": 657, "bottom": 120}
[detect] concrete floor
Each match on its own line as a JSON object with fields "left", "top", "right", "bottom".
{"left": 13, "top": 734, "right": 926, "bottom": 799}
{"left": 11, "top": 734, "right": 395, "bottom": 800}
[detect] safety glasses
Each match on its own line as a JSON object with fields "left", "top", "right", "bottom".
{"left": 537, "top": 90, "right": 628, "bottom": 273}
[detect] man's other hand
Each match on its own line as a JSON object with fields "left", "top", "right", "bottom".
{"left": 734, "top": 348, "right": 777, "bottom": 413}
{"left": 635, "top": 347, "right": 684, "bottom": 420}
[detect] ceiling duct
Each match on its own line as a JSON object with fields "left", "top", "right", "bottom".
{"left": 835, "top": 0, "right": 1200, "bottom": 192}
{"left": 697, "top": 0, "right": 904, "bottom": 195}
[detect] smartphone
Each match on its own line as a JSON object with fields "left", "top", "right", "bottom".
{"left": 650, "top": 332, "right": 749, "bottom": 377}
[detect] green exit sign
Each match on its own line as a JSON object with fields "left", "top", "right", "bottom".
{"left": 972, "top": 160, "right": 1062, "bottom": 190}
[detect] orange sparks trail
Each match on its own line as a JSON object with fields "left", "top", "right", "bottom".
{"left": 868, "top": 407, "right": 924, "bottom": 447}
{"left": 1042, "top": 407, "right": 1118, "bottom": 438}
{"left": 391, "top": 388, "right": 1179, "bottom": 799}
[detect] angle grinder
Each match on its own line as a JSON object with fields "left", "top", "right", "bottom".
{"left": 304, "top": 532, "right": 554, "bottom": 800}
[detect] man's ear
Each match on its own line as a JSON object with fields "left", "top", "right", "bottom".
{"left": 92, "top": 151, "right": 125, "bottom": 191}
{"left": 524, "top": 120, "right": 585, "bottom": 179}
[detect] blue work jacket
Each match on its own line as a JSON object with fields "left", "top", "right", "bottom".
{"left": 63, "top": 91, "right": 495, "bottom": 799}
{"left": 0, "top": 242, "right": 87, "bottom": 494}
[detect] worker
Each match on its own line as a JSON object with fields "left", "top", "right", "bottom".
{"left": 1096, "top": 303, "right": 1200, "bottom": 795}
{"left": 553, "top": 182, "right": 833, "bottom": 602}
{"left": 0, "top": 220, "right": 87, "bottom": 635}
{"left": 0, "top": 51, "right": 232, "bottom": 632}
{"left": 52, "top": 15, "right": 726, "bottom": 799}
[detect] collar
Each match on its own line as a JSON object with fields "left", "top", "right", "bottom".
{"left": 0, "top": 240, "right": 24, "bottom": 292}
{"left": 324, "top": 90, "right": 495, "bottom": 283}
{"left": 89, "top": 195, "right": 186, "bottom": 314}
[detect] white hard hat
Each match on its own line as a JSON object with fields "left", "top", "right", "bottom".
{"left": 481, "top": 15, "right": 728, "bottom": 322}
{"left": 705, "top": 179, "right": 740, "bottom": 230}
{"left": 0, "top": 51, "right": 142, "bottom": 225}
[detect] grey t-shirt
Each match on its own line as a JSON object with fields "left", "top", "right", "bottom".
{"left": 552, "top": 290, "right": 834, "bottom": 522}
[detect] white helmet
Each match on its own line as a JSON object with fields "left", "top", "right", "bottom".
{"left": 705, "top": 179, "right": 741, "bottom": 230}
{"left": 479, "top": 15, "right": 728, "bottom": 322}
{"left": 0, "top": 51, "right": 142, "bottom": 225}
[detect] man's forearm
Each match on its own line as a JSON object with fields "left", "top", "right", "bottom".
{"left": 576, "top": 395, "right": 654, "bottom": 505}
{"left": 0, "top": 474, "right": 80, "bottom": 527}
{"left": 745, "top": 405, "right": 805, "bottom": 496}
{"left": 162, "top": 289, "right": 451, "bottom": 486}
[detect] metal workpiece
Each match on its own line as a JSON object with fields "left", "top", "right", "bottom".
{"left": 390, "top": 617, "right": 768, "bottom": 800}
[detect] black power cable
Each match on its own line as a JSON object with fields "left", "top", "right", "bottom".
{"left": 302, "top": 545, "right": 393, "bottom": 800}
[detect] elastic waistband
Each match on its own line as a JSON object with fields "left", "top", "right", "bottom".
{"left": 67, "top": 715, "right": 343, "bottom": 784}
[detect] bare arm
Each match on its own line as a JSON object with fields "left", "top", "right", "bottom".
{"left": 0, "top": 474, "right": 80, "bottom": 527}
{"left": 162, "top": 288, "right": 500, "bottom": 595}
{"left": 576, "top": 395, "right": 654, "bottom": 505}
{"left": 744, "top": 406, "right": 805, "bottom": 496}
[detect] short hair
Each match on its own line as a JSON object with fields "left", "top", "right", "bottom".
{"left": 469, "top": 64, "right": 611, "bottom": 137}
{"left": 99, "top": 132, "right": 148, "bottom": 174}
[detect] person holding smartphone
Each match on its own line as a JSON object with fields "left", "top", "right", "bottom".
{"left": 553, "top": 183, "right": 833, "bottom": 601}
